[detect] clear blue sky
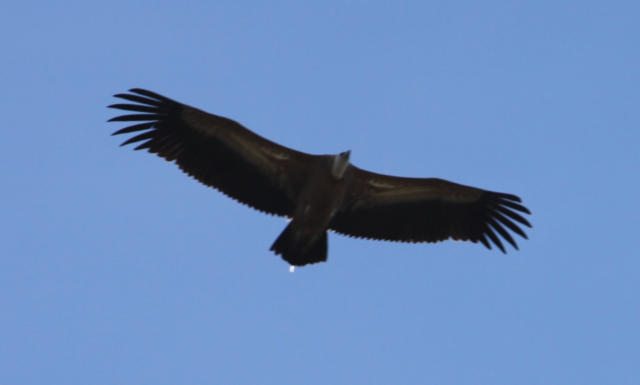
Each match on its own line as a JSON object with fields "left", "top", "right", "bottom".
{"left": 2, "top": 1, "right": 639, "bottom": 384}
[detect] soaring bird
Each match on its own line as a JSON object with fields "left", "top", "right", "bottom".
{"left": 108, "top": 89, "right": 531, "bottom": 266}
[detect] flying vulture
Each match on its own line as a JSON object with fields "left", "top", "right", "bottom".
{"left": 108, "top": 89, "right": 531, "bottom": 266}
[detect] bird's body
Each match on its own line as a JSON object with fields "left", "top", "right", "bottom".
{"left": 109, "top": 89, "right": 531, "bottom": 266}
{"left": 273, "top": 154, "right": 350, "bottom": 265}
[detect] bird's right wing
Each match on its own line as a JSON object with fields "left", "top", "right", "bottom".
{"left": 108, "top": 88, "right": 315, "bottom": 217}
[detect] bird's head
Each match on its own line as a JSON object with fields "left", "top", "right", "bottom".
{"left": 331, "top": 150, "right": 351, "bottom": 179}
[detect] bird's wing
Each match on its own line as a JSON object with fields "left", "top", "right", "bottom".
{"left": 108, "top": 88, "right": 315, "bottom": 217}
{"left": 330, "top": 167, "right": 531, "bottom": 252}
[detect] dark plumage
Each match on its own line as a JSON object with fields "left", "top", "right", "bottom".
{"left": 108, "top": 89, "right": 531, "bottom": 266}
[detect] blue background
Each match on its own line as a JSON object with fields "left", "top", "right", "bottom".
{"left": 2, "top": 1, "right": 638, "bottom": 384}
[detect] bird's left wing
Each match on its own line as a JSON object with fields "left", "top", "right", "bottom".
{"left": 108, "top": 88, "right": 315, "bottom": 217}
{"left": 329, "top": 167, "right": 531, "bottom": 252}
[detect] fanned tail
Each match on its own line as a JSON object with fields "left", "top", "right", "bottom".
{"left": 270, "top": 223, "right": 328, "bottom": 266}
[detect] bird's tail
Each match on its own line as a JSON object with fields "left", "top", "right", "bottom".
{"left": 270, "top": 222, "right": 328, "bottom": 266}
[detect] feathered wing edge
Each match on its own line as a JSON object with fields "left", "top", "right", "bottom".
{"left": 330, "top": 173, "right": 531, "bottom": 253}
{"left": 107, "top": 88, "right": 312, "bottom": 217}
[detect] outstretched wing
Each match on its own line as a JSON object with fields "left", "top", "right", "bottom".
{"left": 108, "top": 88, "right": 314, "bottom": 217}
{"left": 330, "top": 167, "right": 531, "bottom": 252}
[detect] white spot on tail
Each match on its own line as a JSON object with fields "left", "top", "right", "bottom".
{"left": 289, "top": 265, "right": 295, "bottom": 273}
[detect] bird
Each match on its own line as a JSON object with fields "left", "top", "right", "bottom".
{"left": 108, "top": 88, "right": 531, "bottom": 266}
